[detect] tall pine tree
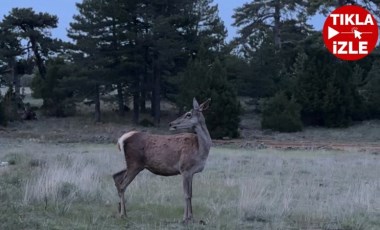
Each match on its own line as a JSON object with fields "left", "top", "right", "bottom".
{"left": 177, "top": 48, "right": 240, "bottom": 138}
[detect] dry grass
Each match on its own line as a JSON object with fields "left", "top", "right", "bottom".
{"left": 0, "top": 137, "right": 379, "bottom": 229}
{"left": 241, "top": 113, "right": 380, "bottom": 143}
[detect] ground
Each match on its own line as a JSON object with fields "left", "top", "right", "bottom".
{"left": 1, "top": 90, "right": 380, "bottom": 229}
{"left": 1, "top": 118, "right": 380, "bottom": 229}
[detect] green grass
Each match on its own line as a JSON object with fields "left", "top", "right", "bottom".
{"left": 0, "top": 139, "right": 380, "bottom": 229}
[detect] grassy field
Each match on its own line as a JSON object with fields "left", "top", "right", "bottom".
{"left": 1, "top": 137, "right": 379, "bottom": 230}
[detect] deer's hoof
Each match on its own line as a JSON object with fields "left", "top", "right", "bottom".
{"left": 117, "top": 203, "right": 127, "bottom": 218}
{"left": 182, "top": 218, "right": 193, "bottom": 224}
{"left": 199, "top": 220, "right": 206, "bottom": 225}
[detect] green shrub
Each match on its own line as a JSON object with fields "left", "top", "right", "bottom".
{"left": 177, "top": 55, "right": 241, "bottom": 139}
{"left": 261, "top": 92, "right": 303, "bottom": 132}
{"left": 31, "top": 58, "right": 76, "bottom": 117}
{"left": 292, "top": 49, "right": 365, "bottom": 127}
{"left": 40, "top": 98, "right": 76, "bottom": 117}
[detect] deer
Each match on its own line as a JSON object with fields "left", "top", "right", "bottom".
{"left": 113, "top": 98, "right": 212, "bottom": 223}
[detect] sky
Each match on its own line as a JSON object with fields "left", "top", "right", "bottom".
{"left": 0, "top": 0, "right": 325, "bottom": 41}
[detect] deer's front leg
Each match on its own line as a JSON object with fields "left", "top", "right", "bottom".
{"left": 182, "top": 174, "right": 194, "bottom": 223}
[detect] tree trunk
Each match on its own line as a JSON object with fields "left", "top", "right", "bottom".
{"left": 140, "top": 73, "right": 147, "bottom": 113}
{"left": 10, "top": 63, "right": 19, "bottom": 121}
{"left": 133, "top": 77, "right": 140, "bottom": 124}
{"left": 13, "top": 68, "right": 20, "bottom": 100}
{"left": 141, "top": 46, "right": 149, "bottom": 113}
{"left": 94, "top": 84, "right": 101, "bottom": 122}
{"left": 153, "top": 61, "right": 161, "bottom": 126}
{"left": 30, "top": 36, "right": 46, "bottom": 79}
{"left": 273, "top": 1, "right": 281, "bottom": 51}
{"left": 151, "top": 91, "right": 155, "bottom": 117}
{"left": 151, "top": 60, "right": 156, "bottom": 118}
{"left": 117, "top": 83, "right": 124, "bottom": 116}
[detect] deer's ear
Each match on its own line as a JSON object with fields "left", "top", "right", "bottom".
{"left": 199, "top": 98, "right": 211, "bottom": 111}
{"left": 193, "top": 97, "right": 200, "bottom": 110}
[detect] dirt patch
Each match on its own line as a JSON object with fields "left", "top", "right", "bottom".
{"left": 2, "top": 115, "right": 380, "bottom": 151}
{"left": 213, "top": 139, "right": 380, "bottom": 151}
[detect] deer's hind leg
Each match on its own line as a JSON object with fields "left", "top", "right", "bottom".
{"left": 113, "top": 166, "right": 142, "bottom": 217}
{"left": 113, "top": 169, "right": 126, "bottom": 188}
{"left": 113, "top": 169, "right": 127, "bottom": 214}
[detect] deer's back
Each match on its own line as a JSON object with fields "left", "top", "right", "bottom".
{"left": 124, "top": 132, "right": 200, "bottom": 176}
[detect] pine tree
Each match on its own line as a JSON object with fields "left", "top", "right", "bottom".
{"left": 68, "top": 0, "right": 135, "bottom": 122}
{"left": 307, "top": 0, "right": 379, "bottom": 16}
{"left": 261, "top": 91, "right": 303, "bottom": 132}
{"left": 233, "top": 0, "right": 310, "bottom": 53}
{"left": 206, "top": 59, "right": 241, "bottom": 138}
{"left": 292, "top": 45, "right": 364, "bottom": 127}
{"left": 364, "top": 59, "right": 380, "bottom": 118}
{"left": 178, "top": 51, "right": 240, "bottom": 138}
{"left": 0, "top": 17, "right": 23, "bottom": 121}
{"left": 31, "top": 58, "right": 75, "bottom": 117}
{"left": 2, "top": 8, "right": 59, "bottom": 80}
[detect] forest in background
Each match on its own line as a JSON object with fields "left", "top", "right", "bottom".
{"left": 0, "top": 0, "right": 380, "bottom": 139}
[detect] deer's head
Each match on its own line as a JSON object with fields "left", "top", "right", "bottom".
{"left": 169, "top": 98, "right": 211, "bottom": 131}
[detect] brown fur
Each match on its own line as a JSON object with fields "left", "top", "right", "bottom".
{"left": 113, "top": 98, "right": 212, "bottom": 222}
{"left": 120, "top": 132, "right": 202, "bottom": 176}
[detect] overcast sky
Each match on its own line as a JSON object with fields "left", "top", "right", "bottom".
{"left": 0, "top": 0, "right": 324, "bottom": 41}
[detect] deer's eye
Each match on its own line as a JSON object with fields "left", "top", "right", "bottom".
{"left": 185, "top": 113, "right": 192, "bottom": 118}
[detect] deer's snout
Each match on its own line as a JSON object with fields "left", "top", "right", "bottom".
{"left": 169, "top": 122, "right": 177, "bottom": 130}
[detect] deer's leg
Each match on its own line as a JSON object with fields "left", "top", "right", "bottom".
{"left": 182, "top": 174, "right": 194, "bottom": 223}
{"left": 188, "top": 175, "right": 193, "bottom": 218}
{"left": 113, "top": 169, "right": 127, "bottom": 215}
{"left": 113, "top": 169, "right": 127, "bottom": 187}
{"left": 113, "top": 167, "right": 142, "bottom": 217}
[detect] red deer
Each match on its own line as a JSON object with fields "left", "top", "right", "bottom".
{"left": 113, "top": 98, "right": 212, "bottom": 223}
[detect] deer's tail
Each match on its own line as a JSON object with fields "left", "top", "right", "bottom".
{"left": 117, "top": 131, "right": 138, "bottom": 153}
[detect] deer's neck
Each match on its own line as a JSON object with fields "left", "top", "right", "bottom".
{"left": 194, "top": 122, "right": 212, "bottom": 157}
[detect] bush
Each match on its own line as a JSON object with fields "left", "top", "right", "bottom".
{"left": 177, "top": 55, "right": 241, "bottom": 139}
{"left": 292, "top": 49, "right": 365, "bottom": 127}
{"left": 1, "top": 89, "right": 23, "bottom": 122}
{"left": 41, "top": 98, "right": 76, "bottom": 117}
{"left": 31, "top": 58, "right": 76, "bottom": 117}
{"left": 206, "top": 89, "right": 241, "bottom": 139}
{"left": 261, "top": 92, "right": 303, "bottom": 132}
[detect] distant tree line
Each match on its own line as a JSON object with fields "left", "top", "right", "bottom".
{"left": 233, "top": 0, "right": 380, "bottom": 131}
{"left": 0, "top": 0, "right": 379, "bottom": 135}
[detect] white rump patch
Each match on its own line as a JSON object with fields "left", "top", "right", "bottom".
{"left": 117, "top": 131, "right": 138, "bottom": 152}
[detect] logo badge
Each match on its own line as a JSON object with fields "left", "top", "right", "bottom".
{"left": 323, "top": 5, "right": 378, "bottom": 61}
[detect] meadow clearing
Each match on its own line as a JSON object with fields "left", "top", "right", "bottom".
{"left": 1, "top": 134, "right": 379, "bottom": 230}
{"left": 0, "top": 89, "right": 379, "bottom": 229}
